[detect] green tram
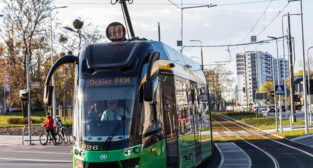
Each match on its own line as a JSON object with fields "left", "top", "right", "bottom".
{"left": 44, "top": 27, "right": 213, "bottom": 168}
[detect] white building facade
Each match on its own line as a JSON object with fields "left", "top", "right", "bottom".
{"left": 236, "top": 51, "right": 289, "bottom": 106}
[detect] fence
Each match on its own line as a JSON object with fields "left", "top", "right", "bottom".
{"left": 47, "top": 106, "right": 73, "bottom": 123}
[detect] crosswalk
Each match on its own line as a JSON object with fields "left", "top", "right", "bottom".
{"left": 213, "top": 130, "right": 277, "bottom": 137}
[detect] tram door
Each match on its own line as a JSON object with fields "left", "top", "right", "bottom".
{"left": 191, "top": 83, "right": 202, "bottom": 164}
{"left": 161, "top": 75, "right": 179, "bottom": 168}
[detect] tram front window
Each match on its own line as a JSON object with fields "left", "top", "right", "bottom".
{"left": 80, "top": 77, "right": 136, "bottom": 149}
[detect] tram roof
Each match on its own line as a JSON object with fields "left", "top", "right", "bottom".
{"left": 82, "top": 40, "right": 206, "bottom": 84}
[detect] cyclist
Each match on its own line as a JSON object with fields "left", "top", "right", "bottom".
{"left": 43, "top": 112, "right": 57, "bottom": 145}
{"left": 55, "top": 115, "right": 64, "bottom": 136}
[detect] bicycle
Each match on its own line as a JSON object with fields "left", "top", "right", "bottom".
{"left": 39, "top": 127, "right": 59, "bottom": 145}
{"left": 56, "top": 127, "right": 68, "bottom": 144}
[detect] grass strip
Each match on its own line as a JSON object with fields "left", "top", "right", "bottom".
{"left": 274, "top": 129, "right": 313, "bottom": 139}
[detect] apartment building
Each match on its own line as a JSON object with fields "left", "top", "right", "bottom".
{"left": 236, "top": 51, "right": 289, "bottom": 106}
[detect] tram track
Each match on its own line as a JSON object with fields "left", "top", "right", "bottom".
{"left": 212, "top": 115, "right": 279, "bottom": 168}
{"left": 213, "top": 113, "right": 313, "bottom": 168}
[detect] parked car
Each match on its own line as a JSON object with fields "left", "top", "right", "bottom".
{"left": 260, "top": 107, "right": 267, "bottom": 112}
{"left": 266, "top": 106, "right": 275, "bottom": 113}
{"left": 277, "top": 106, "right": 286, "bottom": 112}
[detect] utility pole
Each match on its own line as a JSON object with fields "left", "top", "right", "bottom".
{"left": 272, "top": 52, "right": 278, "bottom": 132}
{"left": 287, "top": 13, "right": 296, "bottom": 123}
{"left": 3, "top": 84, "right": 5, "bottom": 114}
{"left": 307, "top": 46, "right": 313, "bottom": 125}
{"left": 299, "top": 0, "right": 309, "bottom": 134}
{"left": 26, "top": 48, "right": 31, "bottom": 145}
{"left": 190, "top": 40, "right": 204, "bottom": 70}
{"left": 268, "top": 36, "right": 283, "bottom": 132}
{"left": 276, "top": 39, "right": 283, "bottom": 132}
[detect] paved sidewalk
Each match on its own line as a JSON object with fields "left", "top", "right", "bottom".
{"left": 0, "top": 136, "right": 24, "bottom": 146}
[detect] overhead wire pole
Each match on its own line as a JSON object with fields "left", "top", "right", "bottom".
{"left": 287, "top": 13, "right": 296, "bottom": 127}
{"left": 268, "top": 36, "right": 284, "bottom": 132}
{"left": 167, "top": 0, "right": 217, "bottom": 53}
{"left": 281, "top": 13, "right": 300, "bottom": 119}
{"left": 299, "top": 0, "right": 309, "bottom": 134}
{"left": 308, "top": 46, "right": 313, "bottom": 125}
{"left": 190, "top": 40, "right": 203, "bottom": 70}
{"left": 288, "top": 0, "right": 309, "bottom": 133}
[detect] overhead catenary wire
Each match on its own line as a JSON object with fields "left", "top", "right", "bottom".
{"left": 50, "top": 0, "right": 279, "bottom": 7}
{"left": 239, "top": 2, "right": 289, "bottom": 52}
{"left": 239, "top": 0, "right": 274, "bottom": 43}
{"left": 183, "top": 37, "right": 282, "bottom": 48}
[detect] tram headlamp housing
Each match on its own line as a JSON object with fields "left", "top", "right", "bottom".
{"left": 80, "top": 151, "right": 85, "bottom": 157}
{"left": 133, "top": 147, "right": 140, "bottom": 153}
{"left": 74, "top": 149, "right": 79, "bottom": 155}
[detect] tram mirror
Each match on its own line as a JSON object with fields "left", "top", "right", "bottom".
{"left": 43, "top": 85, "right": 54, "bottom": 106}
{"left": 143, "top": 81, "right": 153, "bottom": 101}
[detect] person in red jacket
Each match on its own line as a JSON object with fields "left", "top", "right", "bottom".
{"left": 43, "top": 112, "right": 57, "bottom": 144}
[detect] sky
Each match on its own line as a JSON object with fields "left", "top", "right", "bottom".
{"left": 54, "top": 0, "right": 313, "bottom": 98}
{"left": 2, "top": 0, "right": 313, "bottom": 97}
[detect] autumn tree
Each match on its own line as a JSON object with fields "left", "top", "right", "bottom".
{"left": 259, "top": 81, "right": 275, "bottom": 105}
{"left": 41, "top": 18, "right": 104, "bottom": 108}
{"left": 1, "top": 0, "right": 53, "bottom": 116}
{"left": 204, "top": 65, "right": 234, "bottom": 110}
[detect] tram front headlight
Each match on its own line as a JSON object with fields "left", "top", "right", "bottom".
{"left": 127, "top": 149, "right": 132, "bottom": 156}
{"left": 133, "top": 147, "right": 140, "bottom": 153}
{"left": 80, "top": 151, "right": 85, "bottom": 157}
{"left": 74, "top": 149, "right": 79, "bottom": 155}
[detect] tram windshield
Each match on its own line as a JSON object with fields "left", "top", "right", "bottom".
{"left": 80, "top": 77, "right": 137, "bottom": 143}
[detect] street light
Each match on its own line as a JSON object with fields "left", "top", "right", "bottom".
{"left": 268, "top": 36, "right": 284, "bottom": 132}
{"left": 63, "top": 26, "right": 86, "bottom": 53}
{"left": 168, "top": 0, "right": 217, "bottom": 52}
{"left": 190, "top": 40, "right": 203, "bottom": 71}
{"left": 50, "top": 6, "right": 68, "bottom": 120}
{"left": 288, "top": 0, "right": 309, "bottom": 134}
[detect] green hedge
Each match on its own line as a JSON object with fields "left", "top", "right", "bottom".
{"left": 7, "top": 118, "right": 45, "bottom": 125}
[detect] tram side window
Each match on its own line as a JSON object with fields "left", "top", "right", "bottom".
{"left": 141, "top": 77, "right": 164, "bottom": 148}
{"left": 162, "top": 75, "right": 177, "bottom": 138}
{"left": 175, "top": 78, "right": 192, "bottom": 136}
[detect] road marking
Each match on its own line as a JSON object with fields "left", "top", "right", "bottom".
{"left": 213, "top": 117, "right": 279, "bottom": 168}
{"left": 216, "top": 113, "right": 313, "bottom": 159}
{"left": 292, "top": 134, "right": 313, "bottom": 141}
{"left": 215, "top": 143, "right": 225, "bottom": 168}
{"left": 215, "top": 142, "right": 251, "bottom": 168}
{"left": 0, "top": 157, "right": 72, "bottom": 163}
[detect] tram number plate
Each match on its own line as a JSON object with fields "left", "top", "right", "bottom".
{"left": 82, "top": 144, "right": 99, "bottom": 151}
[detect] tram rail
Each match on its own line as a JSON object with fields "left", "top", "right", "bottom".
{"left": 213, "top": 113, "right": 313, "bottom": 168}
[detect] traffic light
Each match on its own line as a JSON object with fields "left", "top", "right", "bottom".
{"left": 267, "top": 100, "right": 270, "bottom": 104}
{"left": 271, "top": 91, "right": 274, "bottom": 97}
{"left": 243, "top": 87, "right": 245, "bottom": 93}
{"left": 19, "top": 90, "right": 28, "bottom": 101}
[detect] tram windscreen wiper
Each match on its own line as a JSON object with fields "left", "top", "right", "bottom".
{"left": 104, "top": 115, "right": 126, "bottom": 150}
